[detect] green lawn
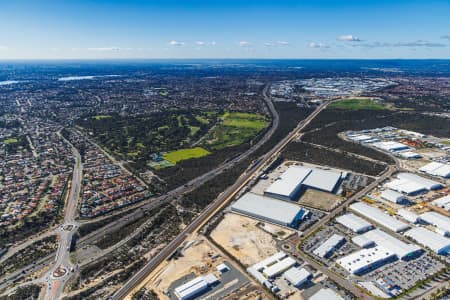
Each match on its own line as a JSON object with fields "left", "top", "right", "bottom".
{"left": 93, "top": 115, "right": 112, "bottom": 120}
{"left": 203, "top": 112, "right": 269, "bottom": 150}
{"left": 441, "top": 140, "right": 450, "bottom": 146}
{"left": 4, "top": 138, "right": 18, "bottom": 144}
{"left": 195, "top": 115, "right": 210, "bottom": 125}
{"left": 163, "top": 147, "right": 211, "bottom": 164}
{"left": 329, "top": 98, "right": 386, "bottom": 110}
{"left": 222, "top": 112, "right": 268, "bottom": 130}
{"left": 188, "top": 125, "right": 200, "bottom": 136}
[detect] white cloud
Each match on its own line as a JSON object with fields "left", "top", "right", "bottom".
{"left": 239, "top": 41, "right": 252, "bottom": 47}
{"left": 264, "top": 41, "right": 290, "bottom": 47}
{"left": 309, "top": 42, "right": 330, "bottom": 48}
{"left": 168, "top": 40, "right": 185, "bottom": 46}
{"left": 355, "top": 40, "right": 447, "bottom": 48}
{"left": 195, "top": 41, "right": 216, "bottom": 46}
{"left": 440, "top": 35, "right": 450, "bottom": 40}
{"left": 337, "top": 35, "right": 361, "bottom": 42}
{"left": 0, "top": 45, "right": 8, "bottom": 51}
{"left": 87, "top": 47, "right": 122, "bottom": 51}
{"left": 393, "top": 40, "right": 446, "bottom": 47}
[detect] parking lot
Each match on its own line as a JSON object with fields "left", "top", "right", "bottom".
{"left": 302, "top": 225, "right": 359, "bottom": 265}
{"left": 363, "top": 252, "right": 446, "bottom": 291}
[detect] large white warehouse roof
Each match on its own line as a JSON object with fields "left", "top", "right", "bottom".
{"left": 384, "top": 172, "right": 443, "bottom": 195}
{"left": 380, "top": 189, "right": 406, "bottom": 203}
{"left": 337, "top": 246, "right": 396, "bottom": 275}
{"left": 397, "top": 209, "right": 420, "bottom": 224}
{"left": 373, "top": 141, "right": 409, "bottom": 152}
{"left": 352, "top": 235, "right": 375, "bottom": 248}
{"left": 313, "top": 234, "right": 345, "bottom": 258}
{"left": 247, "top": 251, "right": 290, "bottom": 286}
{"left": 420, "top": 162, "right": 450, "bottom": 178}
{"left": 349, "top": 134, "right": 373, "bottom": 142}
{"left": 362, "top": 229, "right": 421, "bottom": 259}
{"left": 336, "top": 213, "right": 373, "bottom": 233}
{"left": 231, "top": 193, "right": 308, "bottom": 227}
{"left": 264, "top": 166, "right": 311, "bottom": 199}
{"left": 283, "top": 267, "right": 311, "bottom": 287}
{"left": 397, "top": 173, "right": 443, "bottom": 190}
{"left": 404, "top": 227, "right": 450, "bottom": 255}
{"left": 263, "top": 256, "right": 296, "bottom": 278}
{"left": 385, "top": 179, "right": 427, "bottom": 195}
{"left": 302, "top": 167, "right": 343, "bottom": 193}
{"left": 264, "top": 165, "right": 342, "bottom": 199}
{"left": 174, "top": 276, "right": 209, "bottom": 300}
{"left": 419, "top": 212, "right": 450, "bottom": 235}
{"left": 349, "top": 202, "right": 410, "bottom": 232}
{"left": 433, "top": 195, "right": 450, "bottom": 211}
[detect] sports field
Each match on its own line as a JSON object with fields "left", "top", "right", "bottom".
{"left": 93, "top": 115, "right": 112, "bottom": 120}
{"left": 204, "top": 112, "right": 269, "bottom": 150}
{"left": 3, "top": 138, "right": 18, "bottom": 144}
{"left": 222, "top": 112, "right": 268, "bottom": 130}
{"left": 163, "top": 147, "right": 211, "bottom": 164}
{"left": 329, "top": 98, "right": 385, "bottom": 110}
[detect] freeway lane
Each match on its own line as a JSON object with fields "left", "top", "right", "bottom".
{"left": 111, "top": 97, "right": 329, "bottom": 300}
{"left": 40, "top": 137, "right": 83, "bottom": 300}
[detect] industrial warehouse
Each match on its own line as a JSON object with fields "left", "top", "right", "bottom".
{"left": 384, "top": 172, "right": 443, "bottom": 195}
{"left": 264, "top": 165, "right": 344, "bottom": 201}
{"left": 231, "top": 192, "right": 309, "bottom": 228}
{"left": 337, "top": 246, "right": 397, "bottom": 275}
{"left": 318, "top": 225, "right": 422, "bottom": 275}
{"left": 246, "top": 251, "right": 313, "bottom": 295}
{"left": 313, "top": 234, "right": 345, "bottom": 258}
{"left": 403, "top": 227, "right": 450, "bottom": 255}
{"left": 432, "top": 195, "right": 450, "bottom": 211}
{"left": 419, "top": 212, "right": 450, "bottom": 236}
{"left": 380, "top": 189, "right": 407, "bottom": 204}
{"left": 349, "top": 202, "right": 410, "bottom": 232}
{"left": 336, "top": 213, "right": 373, "bottom": 233}
{"left": 419, "top": 161, "right": 450, "bottom": 178}
{"left": 173, "top": 274, "right": 219, "bottom": 300}
{"left": 357, "top": 229, "right": 421, "bottom": 260}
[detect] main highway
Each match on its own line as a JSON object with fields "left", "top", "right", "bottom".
{"left": 40, "top": 135, "right": 83, "bottom": 300}
{"left": 111, "top": 94, "right": 329, "bottom": 299}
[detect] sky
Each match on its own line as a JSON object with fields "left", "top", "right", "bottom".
{"left": 0, "top": 0, "right": 450, "bottom": 59}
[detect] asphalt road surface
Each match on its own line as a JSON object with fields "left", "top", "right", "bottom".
{"left": 40, "top": 143, "right": 83, "bottom": 300}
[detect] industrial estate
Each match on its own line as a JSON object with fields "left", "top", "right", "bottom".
{"left": 0, "top": 60, "right": 449, "bottom": 300}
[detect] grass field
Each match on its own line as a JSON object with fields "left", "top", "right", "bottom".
{"left": 441, "top": 140, "right": 450, "bottom": 146}
{"left": 222, "top": 112, "right": 268, "bottom": 130}
{"left": 329, "top": 98, "right": 386, "bottom": 110}
{"left": 163, "top": 147, "right": 211, "bottom": 164}
{"left": 204, "top": 112, "right": 269, "bottom": 150}
{"left": 3, "top": 138, "right": 18, "bottom": 144}
{"left": 93, "top": 115, "right": 112, "bottom": 120}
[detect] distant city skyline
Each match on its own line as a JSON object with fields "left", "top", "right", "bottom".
{"left": 1, "top": 0, "right": 450, "bottom": 59}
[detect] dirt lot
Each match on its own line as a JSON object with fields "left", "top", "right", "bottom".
{"left": 141, "top": 237, "right": 224, "bottom": 300}
{"left": 298, "top": 189, "right": 342, "bottom": 211}
{"left": 210, "top": 213, "right": 280, "bottom": 267}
